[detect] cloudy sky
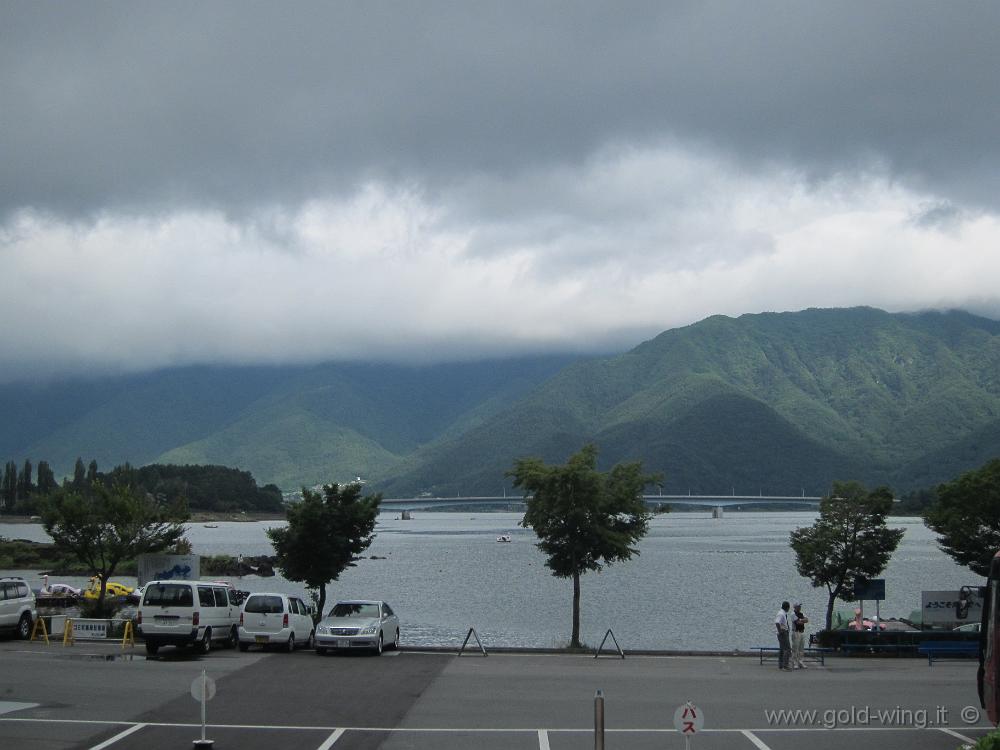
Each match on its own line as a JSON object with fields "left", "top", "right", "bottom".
{"left": 2, "top": 2, "right": 999, "bottom": 382}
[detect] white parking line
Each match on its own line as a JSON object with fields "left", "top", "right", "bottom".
{"left": 939, "top": 727, "right": 976, "bottom": 744}
{"left": 1, "top": 716, "right": 992, "bottom": 739}
{"left": 741, "top": 729, "right": 773, "bottom": 750}
{"left": 316, "top": 727, "right": 345, "bottom": 749}
{"left": 88, "top": 723, "right": 146, "bottom": 750}
{"left": 0, "top": 702, "right": 38, "bottom": 716}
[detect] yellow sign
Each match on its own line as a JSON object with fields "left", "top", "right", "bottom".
{"left": 29, "top": 617, "right": 50, "bottom": 645}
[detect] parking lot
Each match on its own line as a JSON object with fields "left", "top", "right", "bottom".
{"left": 0, "top": 638, "right": 994, "bottom": 749}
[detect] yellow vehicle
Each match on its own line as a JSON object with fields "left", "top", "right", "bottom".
{"left": 82, "top": 578, "right": 134, "bottom": 599}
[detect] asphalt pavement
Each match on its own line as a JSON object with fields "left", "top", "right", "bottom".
{"left": 0, "top": 637, "right": 994, "bottom": 750}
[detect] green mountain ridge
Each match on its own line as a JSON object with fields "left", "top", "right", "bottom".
{"left": 377, "top": 307, "right": 1000, "bottom": 496}
{"left": 2, "top": 307, "right": 999, "bottom": 496}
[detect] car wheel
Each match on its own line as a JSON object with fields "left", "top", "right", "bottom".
{"left": 306, "top": 631, "right": 315, "bottom": 650}
{"left": 227, "top": 626, "right": 238, "bottom": 649}
{"left": 238, "top": 641, "right": 250, "bottom": 652}
{"left": 285, "top": 633, "right": 295, "bottom": 653}
{"left": 200, "top": 628, "right": 212, "bottom": 654}
{"left": 17, "top": 613, "right": 32, "bottom": 640}
{"left": 315, "top": 646, "right": 327, "bottom": 655}
{"left": 374, "top": 632, "right": 383, "bottom": 655}
{"left": 145, "top": 642, "right": 159, "bottom": 656}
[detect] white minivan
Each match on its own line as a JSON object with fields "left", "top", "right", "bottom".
{"left": 238, "top": 592, "right": 315, "bottom": 652}
{"left": 137, "top": 580, "right": 240, "bottom": 655}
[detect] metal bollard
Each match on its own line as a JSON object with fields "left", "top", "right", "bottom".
{"left": 594, "top": 689, "right": 605, "bottom": 750}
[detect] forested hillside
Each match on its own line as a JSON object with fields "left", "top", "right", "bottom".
{"left": 0, "top": 357, "right": 577, "bottom": 489}
{"left": 377, "top": 308, "right": 1000, "bottom": 496}
{"left": 0, "top": 460, "right": 282, "bottom": 514}
{"left": 2, "top": 308, "right": 998, "bottom": 496}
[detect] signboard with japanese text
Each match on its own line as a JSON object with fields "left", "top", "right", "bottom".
{"left": 921, "top": 588, "right": 983, "bottom": 626}
{"left": 72, "top": 620, "right": 108, "bottom": 639}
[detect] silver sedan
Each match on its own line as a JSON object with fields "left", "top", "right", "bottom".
{"left": 314, "top": 600, "right": 399, "bottom": 655}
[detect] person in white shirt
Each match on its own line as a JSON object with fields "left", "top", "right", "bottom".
{"left": 775, "top": 601, "right": 792, "bottom": 670}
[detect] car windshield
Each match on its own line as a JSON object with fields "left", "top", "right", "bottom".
{"left": 245, "top": 595, "right": 284, "bottom": 614}
{"left": 330, "top": 602, "right": 379, "bottom": 618}
{"left": 143, "top": 584, "right": 193, "bottom": 606}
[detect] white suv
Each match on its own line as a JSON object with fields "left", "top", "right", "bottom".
{"left": 238, "top": 593, "right": 315, "bottom": 652}
{"left": 0, "top": 577, "right": 37, "bottom": 640}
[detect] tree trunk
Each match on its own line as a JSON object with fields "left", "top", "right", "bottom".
{"left": 97, "top": 574, "right": 108, "bottom": 618}
{"left": 571, "top": 571, "right": 581, "bottom": 648}
{"left": 317, "top": 583, "right": 327, "bottom": 620}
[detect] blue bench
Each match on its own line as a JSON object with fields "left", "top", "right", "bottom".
{"left": 754, "top": 646, "right": 830, "bottom": 665}
{"left": 917, "top": 641, "right": 978, "bottom": 665}
{"left": 839, "top": 642, "right": 918, "bottom": 656}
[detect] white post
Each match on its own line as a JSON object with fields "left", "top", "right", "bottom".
{"left": 594, "top": 689, "right": 604, "bottom": 750}
{"left": 200, "top": 669, "right": 207, "bottom": 742}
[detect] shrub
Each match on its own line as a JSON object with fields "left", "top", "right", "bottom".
{"left": 972, "top": 728, "right": 1000, "bottom": 749}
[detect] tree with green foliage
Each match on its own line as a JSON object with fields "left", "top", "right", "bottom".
{"left": 36, "top": 461, "right": 57, "bottom": 495}
{"left": 924, "top": 458, "right": 1000, "bottom": 577}
{"left": 1, "top": 461, "right": 17, "bottom": 512}
{"left": 41, "top": 481, "right": 188, "bottom": 615}
{"left": 267, "top": 483, "right": 381, "bottom": 619}
{"left": 891, "top": 486, "right": 937, "bottom": 516}
{"left": 72, "top": 458, "right": 86, "bottom": 489}
{"left": 132, "top": 464, "right": 283, "bottom": 512}
{"left": 790, "top": 481, "right": 904, "bottom": 631}
{"left": 508, "top": 444, "right": 655, "bottom": 649}
{"left": 35, "top": 461, "right": 59, "bottom": 495}
{"left": 17, "top": 460, "right": 33, "bottom": 498}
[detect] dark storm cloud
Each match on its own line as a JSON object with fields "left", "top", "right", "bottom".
{"left": 2, "top": 2, "right": 999, "bottom": 382}
{"left": 3, "top": 1, "right": 999, "bottom": 217}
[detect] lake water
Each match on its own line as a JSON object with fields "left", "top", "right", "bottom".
{"left": 0, "top": 511, "right": 978, "bottom": 651}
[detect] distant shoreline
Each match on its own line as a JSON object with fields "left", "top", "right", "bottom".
{"left": 1, "top": 511, "right": 287, "bottom": 525}
{"left": 188, "top": 511, "right": 286, "bottom": 522}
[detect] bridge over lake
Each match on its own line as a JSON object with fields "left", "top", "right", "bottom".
{"left": 380, "top": 494, "right": 822, "bottom": 512}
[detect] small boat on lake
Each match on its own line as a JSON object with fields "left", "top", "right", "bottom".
{"left": 496, "top": 534, "right": 512, "bottom": 543}
{"left": 204, "top": 523, "right": 219, "bottom": 528}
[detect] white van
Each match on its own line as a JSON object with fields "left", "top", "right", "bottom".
{"left": 137, "top": 580, "right": 240, "bottom": 655}
{"left": 238, "top": 592, "right": 315, "bottom": 652}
